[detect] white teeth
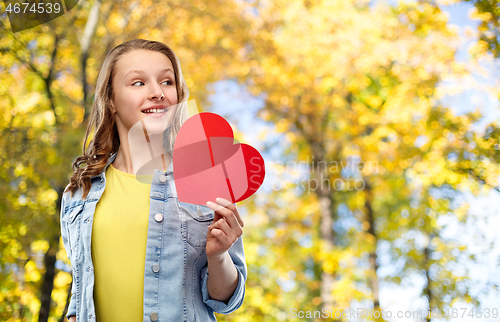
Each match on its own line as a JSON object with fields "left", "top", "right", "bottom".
{"left": 143, "top": 108, "right": 166, "bottom": 113}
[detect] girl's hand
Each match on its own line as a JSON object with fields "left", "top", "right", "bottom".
{"left": 205, "top": 198, "right": 244, "bottom": 260}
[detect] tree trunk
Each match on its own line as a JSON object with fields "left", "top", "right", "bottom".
{"left": 424, "top": 239, "right": 432, "bottom": 322}
{"left": 38, "top": 239, "right": 59, "bottom": 322}
{"left": 60, "top": 283, "right": 72, "bottom": 322}
{"left": 39, "top": 186, "right": 65, "bottom": 321}
{"left": 80, "top": 0, "right": 102, "bottom": 120}
{"left": 313, "top": 155, "right": 337, "bottom": 312}
{"left": 363, "top": 178, "right": 380, "bottom": 310}
{"left": 319, "top": 192, "right": 334, "bottom": 309}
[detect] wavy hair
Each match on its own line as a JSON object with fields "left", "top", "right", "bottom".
{"left": 65, "top": 39, "right": 190, "bottom": 199}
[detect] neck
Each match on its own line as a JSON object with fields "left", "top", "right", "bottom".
{"left": 113, "top": 127, "right": 171, "bottom": 175}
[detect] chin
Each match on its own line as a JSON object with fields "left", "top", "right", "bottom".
{"left": 142, "top": 115, "right": 174, "bottom": 134}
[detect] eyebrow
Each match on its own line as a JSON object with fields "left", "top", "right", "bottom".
{"left": 124, "top": 68, "right": 174, "bottom": 78}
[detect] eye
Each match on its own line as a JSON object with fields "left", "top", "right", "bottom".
{"left": 132, "top": 81, "right": 144, "bottom": 86}
{"left": 161, "top": 80, "right": 173, "bottom": 86}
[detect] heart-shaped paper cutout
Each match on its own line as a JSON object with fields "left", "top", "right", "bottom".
{"left": 173, "top": 112, "right": 265, "bottom": 205}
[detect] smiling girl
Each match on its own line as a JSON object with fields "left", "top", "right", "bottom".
{"left": 60, "top": 39, "right": 247, "bottom": 322}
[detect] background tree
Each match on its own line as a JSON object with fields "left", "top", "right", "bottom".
{"left": 463, "top": 0, "right": 500, "bottom": 58}
{"left": 1, "top": 0, "right": 254, "bottom": 320}
{"left": 227, "top": 0, "right": 500, "bottom": 320}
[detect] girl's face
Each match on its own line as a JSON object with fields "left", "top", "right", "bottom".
{"left": 110, "top": 49, "right": 178, "bottom": 136}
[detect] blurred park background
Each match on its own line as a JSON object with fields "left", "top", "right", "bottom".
{"left": 1, "top": 0, "right": 500, "bottom": 321}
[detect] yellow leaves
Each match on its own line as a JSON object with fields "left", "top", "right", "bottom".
{"left": 402, "top": 135, "right": 412, "bottom": 145}
{"left": 27, "top": 296, "right": 41, "bottom": 318}
{"left": 351, "top": 101, "right": 365, "bottom": 113}
{"left": 52, "top": 273, "right": 72, "bottom": 319}
{"left": 31, "top": 240, "right": 49, "bottom": 253}
{"left": 320, "top": 77, "right": 339, "bottom": 93}
{"left": 416, "top": 66, "right": 430, "bottom": 80}
{"left": 185, "top": 77, "right": 194, "bottom": 88}
{"left": 311, "top": 296, "right": 322, "bottom": 306}
{"left": 331, "top": 276, "right": 358, "bottom": 307}
{"left": 54, "top": 271, "right": 72, "bottom": 289}
{"left": 357, "top": 113, "right": 371, "bottom": 126}
{"left": 18, "top": 224, "right": 27, "bottom": 236}
{"left": 322, "top": 257, "right": 337, "bottom": 274}
{"left": 197, "top": 2, "right": 207, "bottom": 11}
{"left": 43, "top": 111, "right": 55, "bottom": 126}
{"left": 275, "top": 118, "right": 289, "bottom": 133}
{"left": 435, "top": 0, "right": 460, "bottom": 5}
{"left": 454, "top": 202, "right": 471, "bottom": 223}
{"left": 469, "top": 7, "right": 493, "bottom": 23}
{"left": 280, "top": 96, "right": 289, "bottom": 105}
{"left": 7, "top": 238, "right": 22, "bottom": 258}
{"left": 17, "top": 92, "right": 42, "bottom": 114}
{"left": 366, "top": 95, "right": 383, "bottom": 108}
{"left": 285, "top": 131, "right": 296, "bottom": 143}
{"left": 107, "top": 12, "right": 126, "bottom": 32}
{"left": 19, "top": 180, "right": 27, "bottom": 191}
{"left": 398, "top": 158, "right": 413, "bottom": 169}
{"left": 365, "top": 231, "right": 377, "bottom": 245}
{"left": 469, "top": 40, "right": 490, "bottom": 57}
{"left": 332, "top": 94, "right": 344, "bottom": 108}
{"left": 96, "top": 25, "right": 107, "bottom": 37}
{"left": 238, "top": 63, "right": 250, "bottom": 75}
{"left": 447, "top": 172, "right": 459, "bottom": 185}
{"left": 346, "top": 79, "right": 360, "bottom": 94}
{"left": 25, "top": 260, "right": 41, "bottom": 283}
{"left": 245, "top": 285, "right": 273, "bottom": 316}
{"left": 244, "top": 242, "right": 260, "bottom": 264}
{"left": 14, "top": 163, "right": 25, "bottom": 177}
{"left": 220, "top": 37, "right": 232, "bottom": 49}
{"left": 72, "top": 105, "right": 85, "bottom": 128}
{"left": 39, "top": 188, "right": 58, "bottom": 207}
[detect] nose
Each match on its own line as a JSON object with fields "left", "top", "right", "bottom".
{"left": 149, "top": 83, "right": 165, "bottom": 100}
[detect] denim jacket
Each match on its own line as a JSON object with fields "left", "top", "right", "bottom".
{"left": 60, "top": 152, "right": 247, "bottom": 322}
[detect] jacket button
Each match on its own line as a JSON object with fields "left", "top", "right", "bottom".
{"left": 150, "top": 312, "right": 158, "bottom": 321}
{"left": 159, "top": 174, "right": 167, "bottom": 183}
{"left": 152, "top": 264, "right": 160, "bottom": 273}
{"left": 154, "top": 213, "right": 163, "bottom": 222}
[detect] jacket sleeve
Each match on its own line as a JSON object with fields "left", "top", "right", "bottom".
{"left": 60, "top": 190, "right": 77, "bottom": 319}
{"left": 66, "top": 292, "right": 77, "bottom": 320}
{"left": 200, "top": 235, "right": 247, "bottom": 314}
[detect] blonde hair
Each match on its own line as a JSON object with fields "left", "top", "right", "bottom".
{"left": 65, "top": 39, "right": 190, "bottom": 198}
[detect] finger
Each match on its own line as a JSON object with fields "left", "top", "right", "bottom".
{"left": 208, "top": 224, "right": 232, "bottom": 245}
{"left": 216, "top": 197, "right": 244, "bottom": 228}
{"left": 209, "top": 227, "right": 233, "bottom": 246}
{"left": 206, "top": 200, "right": 241, "bottom": 231}
{"left": 209, "top": 218, "right": 239, "bottom": 242}
{"left": 211, "top": 197, "right": 244, "bottom": 228}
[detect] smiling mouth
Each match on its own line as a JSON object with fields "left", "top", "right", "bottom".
{"left": 142, "top": 108, "right": 167, "bottom": 114}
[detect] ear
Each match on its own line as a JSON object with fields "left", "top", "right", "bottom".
{"left": 109, "top": 102, "right": 116, "bottom": 114}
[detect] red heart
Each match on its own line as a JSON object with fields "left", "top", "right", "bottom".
{"left": 173, "top": 112, "right": 265, "bottom": 205}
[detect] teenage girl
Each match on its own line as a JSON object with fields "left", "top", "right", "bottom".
{"left": 61, "top": 39, "right": 247, "bottom": 322}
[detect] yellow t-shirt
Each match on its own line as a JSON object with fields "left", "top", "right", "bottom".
{"left": 91, "top": 163, "right": 152, "bottom": 322}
